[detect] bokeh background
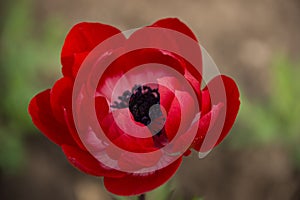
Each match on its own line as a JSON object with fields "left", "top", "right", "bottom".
{"left": 0, "top": 0, "right": 300, "bottom": 199}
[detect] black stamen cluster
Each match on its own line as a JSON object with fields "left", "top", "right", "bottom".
{"left": 128, "top": 85, "right": 160, "bottom": 126}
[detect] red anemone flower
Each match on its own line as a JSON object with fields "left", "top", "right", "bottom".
{"left": 28, "top": 18, "right": 240, "bottom": 196}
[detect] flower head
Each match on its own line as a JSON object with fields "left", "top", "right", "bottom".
{"left": 28, "top": 18, "right": 240, "bottom": 196}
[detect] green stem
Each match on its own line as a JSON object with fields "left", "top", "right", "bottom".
{"left": 138, "top": 194, "right": 146, "bottom": 200}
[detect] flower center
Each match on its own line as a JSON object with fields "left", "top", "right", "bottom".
{"left": 129, "top": 85, "right": 161, "bottom": 126}
{"left": 111, "top": 84, "right": 168, "bottom": 147}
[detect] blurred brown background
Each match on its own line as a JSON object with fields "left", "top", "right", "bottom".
{"left": 0, "top": 0, "right": 300, "bottom": 199}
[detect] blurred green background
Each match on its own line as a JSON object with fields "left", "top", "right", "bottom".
{"left": 0, "top": 0, "right": 299, "bottom": 199}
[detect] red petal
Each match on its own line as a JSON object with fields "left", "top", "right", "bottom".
{"left": 62, "top": 145, "right": 125, "bottom": 178}
{"left": 150, "top": 18, "right": 203, "bottom": 97}
{"left": 61, "top": 22, "right": 123, "bottom": 77}
{"left": 70, "top": 51, "right": 89, "bottom": 78}
{"left": 191, "top": 103, "right": 223, "bottom": 151}
{"left": 212, "top": 75, "right": 240, "bottom": 146}
{"left": 124, "top": 18, "right": 203, "bottom": 87}
{"left": 117, "top": 150, "right": 162, "bottom": 172}
{"left": 103, "top": 157, "right": 182, "bottom": 196}
{"left": 100, "top": 110, "right": 156, "bottom": 153}
{"left": 50, "top": 77, "right": 86, "bottom": 150}
{"left": 162, "top": 84, "right": 197, "bottom": 141}
{"left": 192, "top": 75, "right": 240, "bottom": 151}
{"left": 50, "top": 77, "right": 73, "bottom": 123}
{"left": 95, "top": 96, "right": 109, "bottom": 122}
{"left": 97, "top": 48, "right": 186, "bottom": 99}
{"left": 201, "top": 89, "right": 211, "bottom": 116}
{"left": 158, "top": 84, "right": 175, "bottom": 113}
{"left": 151, "top": 18, "right": 198, "bottom": 41}
{"left": 163, "top": 96, "right": 181, "bottom": 141}
{"left": 28, "top": 89, "right": 76, "bottom": 146}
